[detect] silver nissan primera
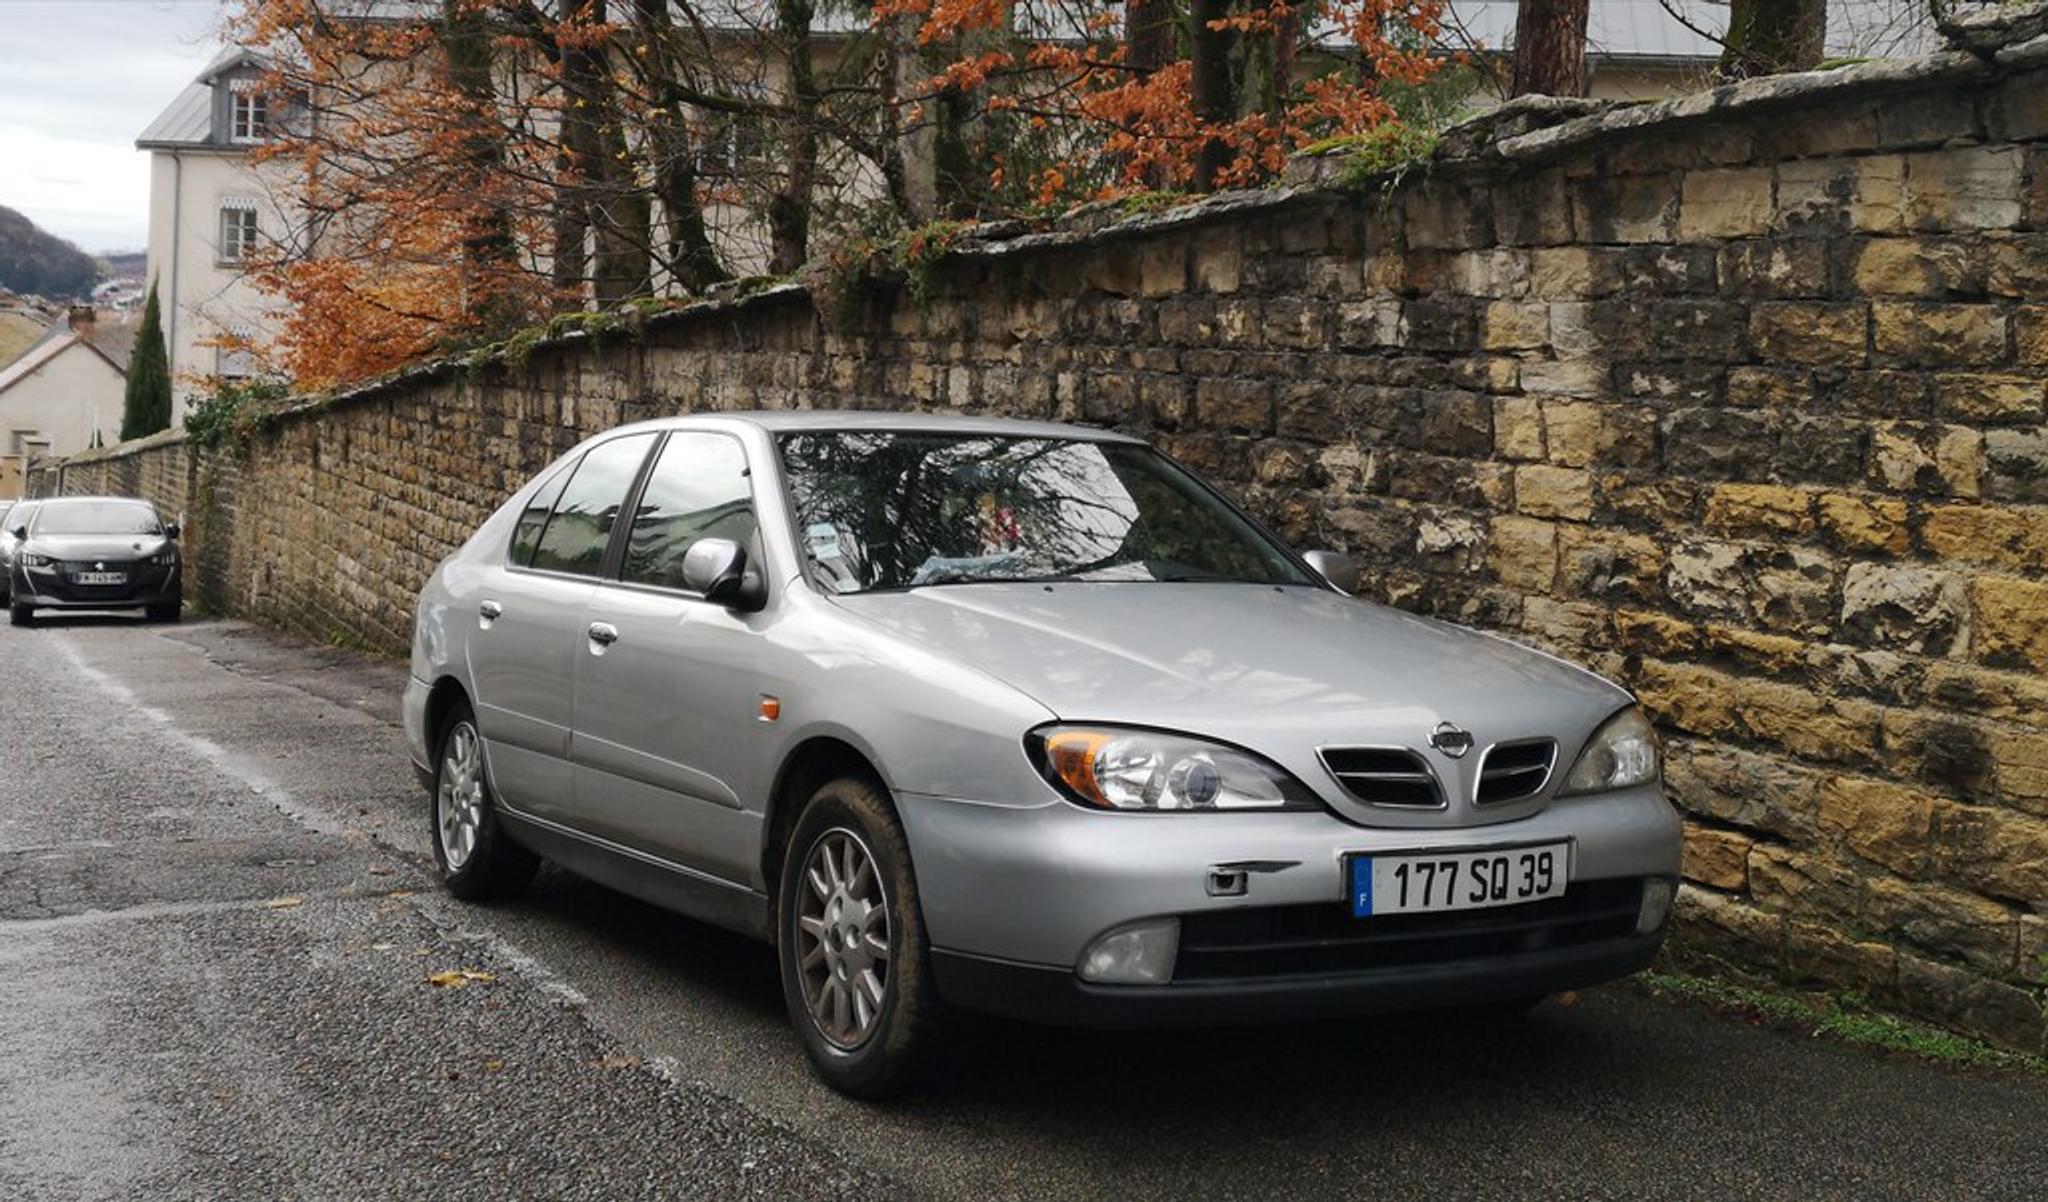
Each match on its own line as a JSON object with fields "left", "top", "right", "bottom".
{"left": 405, "top": 411, "right": 1681, "bottom": 1097}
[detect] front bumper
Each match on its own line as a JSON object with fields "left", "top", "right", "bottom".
{"left": 897, "top": 785, "right": 1680, "bottom": 1025}
{"left": 12, "top": 562, "right": 181, "bottom": 610}
{"left": 933, "top": 927, "right": 1666, "bottom": 1027}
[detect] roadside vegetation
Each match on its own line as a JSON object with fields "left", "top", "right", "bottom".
{"left": 1637, "top": 969, "right": 2048, "bottom": 1076}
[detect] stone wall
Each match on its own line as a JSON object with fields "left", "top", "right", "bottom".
{"left": 34, "top": 16, "right": 2048, "bottom": 1051}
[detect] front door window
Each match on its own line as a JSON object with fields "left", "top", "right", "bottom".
{"left": 620, "top": 432, "right": 757, "bottom": 592}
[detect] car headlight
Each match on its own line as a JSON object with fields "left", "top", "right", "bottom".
{"left": 1558, "top": 706, "right": 1661, "bottom": 796}
{"left": 18, "top": 552, "right": 51, "bottom": 569}
{"left": 1030, "top": 725, "right": 1322, "bottom": 812}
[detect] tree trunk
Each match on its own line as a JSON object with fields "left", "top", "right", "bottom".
{"left": 1189, "top": 0, "right": 1234, "bottom": 191}
{"left": 1270, "top": 4, "right": 1301, "bottom": 123}
{"left": 591, "top": 118, "right": 652, "bottom": 304}
{"left": 549, "top": 1, "right": 648, "bottom": 307}
{"left": 769, "top": 0, "right": 819, "bottom": 274}
{"left": 631, "top": 0, "right": 730, "bottom": 294}
{"left": 441, "top": 0, "right": 524, "bottom": 330}
{"left": 1719, "top": 0, "right": 1827, "bottom": 80}
{"left": 932, "top": 83, "right": 981, "bottom": 218}
{"left": 442, "top": 5, "right": 512, "bottom": 258}
{"left": 1511, "top": 0, "right": 1591, "bottom": 98}
{"left": 1124, "top": 0, "right": 1180, "bottom": 189}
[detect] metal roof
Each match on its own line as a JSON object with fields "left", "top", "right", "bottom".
{"left": 136, "top": 47, "right": 276, "bottom": 150}
{"left": 135, "top": 78, "right": 214, "bottom": 149}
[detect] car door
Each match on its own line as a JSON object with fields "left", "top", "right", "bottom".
{"left": 569, "top": 429, "right": 768, "bottom": 883}
{"left": 467, "top": 432, "right": 657, "bottom": 825}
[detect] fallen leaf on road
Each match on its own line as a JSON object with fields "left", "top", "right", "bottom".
{"left": 263, "top": 896, "right": 305, "bottom": 910}
{"left": 382, "top": 889, "right": 416, "bottom": 899}
{"left": 368, "top": 865, "right": 393, "bottom": 876}
{"left": 1556, "top": 991, "right": 1582, "bottom": 1008}
{"left": 594, "top": 1055, "right": 641, "bottom": 1071}
{"left": 484, "top": 1059, "right": 505, "bottom": 1074}
{"left": 425, "top": 969, "right": 496, "bottom": 989}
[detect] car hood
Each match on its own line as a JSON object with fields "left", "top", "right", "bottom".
{"left": 28, "top": 534, "right": 169, "bottom": 560}
{"left": 831, "top": 584, "right": 1634, "bottom": 825}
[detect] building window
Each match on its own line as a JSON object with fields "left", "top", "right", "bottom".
{"left": 219, "top": 200, "right": 259, "bottom": 263}
{"left": 231, "top": 88, "right": 269, "bottom": 142}
{"left": 215, "top": 324, "right": 257, "bottom": 379}
{"left": 695, "top": 86, "right": 770, "bottom": 178}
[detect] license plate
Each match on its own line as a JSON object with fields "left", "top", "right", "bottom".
{"left": 1349, "top": 842, "right": 1569, "bottom": 917}
{"left": 74, "top": 571, "right": 127, "bottom": 585}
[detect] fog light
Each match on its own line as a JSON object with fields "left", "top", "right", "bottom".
{"left": 1077, "top": 918, "right": 1179, "bottom": 985}
{"left": 1637, "top": 878, "right": 1675, "bottom": 934}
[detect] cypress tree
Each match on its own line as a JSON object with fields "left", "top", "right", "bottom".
{"left": 121, "top": 281, "right": 172, "bottom": 441}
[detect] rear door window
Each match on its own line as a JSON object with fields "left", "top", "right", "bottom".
{"left": 527, "top": 433, "right": 656, "bottom": 577}
{"left": 508, "top": 457, "right": 577, "bottom": 568}
{"left": 620, "top": 432, "right": 757, "bottom": 592}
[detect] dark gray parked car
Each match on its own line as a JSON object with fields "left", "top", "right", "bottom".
{"left": 7, "top": 496, "right": 182, "bottom": 626}
{"left": 0, "top": 499, "right": 27, "bottom": 604}
{"left": 405, "top": 412, "right": 1682, "bottom": 1097}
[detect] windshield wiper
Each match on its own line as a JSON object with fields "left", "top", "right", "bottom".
{"left": 913, "top": 572, "right": 1080, "bottom": 588}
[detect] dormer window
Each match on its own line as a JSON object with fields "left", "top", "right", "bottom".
{"left": 230, "top": 86, "right": 269, "bottom": 142}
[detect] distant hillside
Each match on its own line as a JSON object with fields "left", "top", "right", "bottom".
{"left": 100, "top": 251, "right": 147, "bottom": 280}
{"left": 0, "top": 204, "right": 98, "bottom": 300}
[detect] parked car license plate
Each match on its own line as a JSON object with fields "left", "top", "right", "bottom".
{"left": 74, "top": 571, "right": 127, "bottom": 585}
{"left": 1349, "top": 842, "right": 1569, "bottom": 917}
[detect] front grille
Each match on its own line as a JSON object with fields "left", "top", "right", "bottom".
{"left": 37, "top": 560, "right": 163, "bottom": 602}
{"left": 1174, "top": 878, "right": 1643, "bottom": 981}
{"left": 1318, "top": 747, "right": 1442, "bottom": 808}
{"left": 1476, "top": 739, "right": 1557, "bottom": 804}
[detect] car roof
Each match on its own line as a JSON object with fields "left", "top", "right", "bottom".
{"left": 610, "top": 410, "right": 1147, "bottom": 443}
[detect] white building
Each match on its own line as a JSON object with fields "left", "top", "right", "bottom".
{"left": 136, "top": 48, "right": 295, "bottom": 420}
{"left": 0, "top": 308, "right": 131, "bottom": 498}
{"left": 1447, "top": 0, "right": 1942, "bottom": 102}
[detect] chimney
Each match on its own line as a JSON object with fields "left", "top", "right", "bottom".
{"left": 68, "top": 305, "right": 95, "bottom": 335}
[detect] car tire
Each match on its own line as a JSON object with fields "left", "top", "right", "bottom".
{"left": 146, "top": 603, "right": 181, "bottom": 623}
{"left": 9, "top": 602, "right": 32, "bottom": 628}
{"left": 776, "top": 774, "right": 950, "bottom": 1100}
{"left": 430, "top": 699, "right": 538, "bottom": 902}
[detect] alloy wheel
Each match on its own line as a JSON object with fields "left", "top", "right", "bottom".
{"left": 437, "top": 720, "right": 485, "bottom": 871}
{"left": 794, "top": 828, "right": 892, "bottom": 1049}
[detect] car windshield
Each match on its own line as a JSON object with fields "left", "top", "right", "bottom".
{"left": 32, "top": 501, "right": 161, "bottom": 537}
{"left": 778, "top": 431, "right": 1315, "bottom": 594}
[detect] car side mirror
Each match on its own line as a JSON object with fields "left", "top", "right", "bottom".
{"left": 6, "top": 526, "right": 23, "bottom": 542}
{"left": 163, "top": 521, "right": 181, "bottom": 540}
{"left": 681, "top": 537, "right": 766, "bottom": 611}
{"left": 1302, "top": 549, "right": 1360, "bottom": 594}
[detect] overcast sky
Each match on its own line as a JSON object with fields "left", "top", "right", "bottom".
{"left": 1, "top": 0, "right": 228, "bottom": 253}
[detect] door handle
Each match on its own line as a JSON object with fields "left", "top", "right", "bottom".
{"left": 479, "top": 600, "right": 503, "bottom": 620}
{"left": 587, "top": 622, "right": 620, "bottom": 646}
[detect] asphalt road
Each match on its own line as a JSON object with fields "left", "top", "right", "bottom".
{"left": 0, "top": 615, "right": 2041, "bottom": 1201}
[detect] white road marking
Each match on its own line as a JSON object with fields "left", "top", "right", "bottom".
{"left": 51, "top": 630, "right": 593, "bottom": 1013}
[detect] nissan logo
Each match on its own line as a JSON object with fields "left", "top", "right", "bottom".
{"left": 1429, "top": 721, "right": 1475, "bottom": 759}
